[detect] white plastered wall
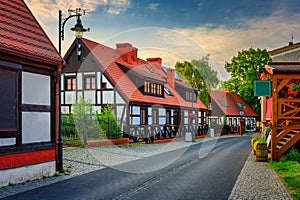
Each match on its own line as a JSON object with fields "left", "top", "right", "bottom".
{"left": 22, "top": 72, "right": 51, "bottom": 144}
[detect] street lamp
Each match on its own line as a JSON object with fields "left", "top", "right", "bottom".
{"left": 57, "top": 8, "right": 88, "bottom": 173}
{"left": 240, "top": 110, "right": 245, "bottom": 135}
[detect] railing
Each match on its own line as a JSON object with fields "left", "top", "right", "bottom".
{"left": 123, "top": 124, "right": 209, "bottom": 142}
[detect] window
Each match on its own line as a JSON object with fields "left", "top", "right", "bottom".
{"left": 185, "top": 91, "right": 196, "bottom": 102}
{"left": 146, "top": 65, "right": 154, "bottom": 73}
{"left": 85, "top": 75, "right": 96, "bottom": 90}
{"left": 152, "top": 83, "right": 156, "bottom": 94}
{"left": 65, "top": 77, "right": 76, "bottom": 91}
{"left": 144, "top": 81, "right": 163, "bottom": 97}
{"left": 157, "top": 84, "right": 161, "bottom": 95}
{"left": 164, "top": 87, "right": 173, "bottom": 96}
{"left": 237, "top": 102, "right": 245, "bottom": 108}
{"left": 0, "top": 68, "right": 18, "bottom": 130}
{"left": 218, "top": 100, "right": 229, "bottom": 107}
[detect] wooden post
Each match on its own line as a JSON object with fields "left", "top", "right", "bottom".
{"left": 261, "top": 96, "right": 266, "bottom": 135}
{"left": 271, "top": 76, "right": 277, "bottom": 161}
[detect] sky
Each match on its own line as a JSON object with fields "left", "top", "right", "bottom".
{"left": 24, "top": 0, "right": 300, "bottom": 80}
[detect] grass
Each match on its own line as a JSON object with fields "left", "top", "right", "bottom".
{"left": 129, "top": 141, "right": 147, "bottom": 147}
{"left": 269, "top": 160, "right": 300, "bottom": 200}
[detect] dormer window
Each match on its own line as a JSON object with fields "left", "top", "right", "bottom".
{"left": 144, "top": 81, "right": 164, "bottom": 97}
{"left": 185, "top": 91, "right": 196, "bottom": 102}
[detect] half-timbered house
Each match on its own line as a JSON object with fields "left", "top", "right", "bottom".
{"left": 210, "top": 90, "right": 258, "bottom": 134}
{"left": 0, "top": 0, "right": 62, "bottom": 186}
{"left": 62, "top": 38, "right": 208, "bottom": 141}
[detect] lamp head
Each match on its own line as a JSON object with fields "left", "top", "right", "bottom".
{"left": 71, "top": 16, "right": 87, "bottom": 38}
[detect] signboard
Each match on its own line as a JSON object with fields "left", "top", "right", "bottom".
{"left": 254, "top": 80, "right": 272, "bottom": 96}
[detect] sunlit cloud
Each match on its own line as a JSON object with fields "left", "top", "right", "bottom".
{"left": 24, "top": 0, "right": 131, "bottom": 19}
{"left": 24, "top": 0, "right": 300, "bottom": 81}
{"left": 173, "top": 11, "right": 300, "bottom": 79}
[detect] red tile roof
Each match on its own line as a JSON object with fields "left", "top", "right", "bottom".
{"left": 211, "top": 90, "right": 258, "bottom": 117}
{"left": 78, "top": 38, "right": 207, "bottom": 110}
{"left": 0, "top": 0, "right": 62, "bottom": 65}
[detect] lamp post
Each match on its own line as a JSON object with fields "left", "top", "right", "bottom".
{"left": 191, "top": 73, "right": 195, "bottom": 113}
{"left": 57, "top": 8, "right": 88, "bottom": 173}
{"left": 240, "top": 110, "right": 245, "bottom": 136}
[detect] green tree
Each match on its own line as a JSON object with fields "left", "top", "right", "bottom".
{"left": 224, "top": 48, "right": 271, "bottom": 114}
{"left": 72, "top": 97, "right": 103, "bottom": 145}
{"left": 175, "top": 55, "right": 220, "bottom": 107}
{"left": 96, "top": 104, "right": 121, "bottom": 139}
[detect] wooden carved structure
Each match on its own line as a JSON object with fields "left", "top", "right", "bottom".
{"left": 264, "top": 62, "right": 300, "bottom": 161}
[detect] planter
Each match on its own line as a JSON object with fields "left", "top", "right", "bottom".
{"left": 255, "top": 143, "right": 268, "bottom": 162}
{"left": 87, "top": 138, "right": 130, "bottom": 147}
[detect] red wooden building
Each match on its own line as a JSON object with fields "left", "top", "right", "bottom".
{"left": 0, "top": 0, "right": 62, "bottom": 186}
{"left": 262, "top": 62, "right": 300, "bottom": 161}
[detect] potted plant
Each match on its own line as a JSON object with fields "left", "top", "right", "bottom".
{"left": 287, "top": 81, "right": 300, "bottom": 97}
{"left": 188, "top": 112, "right": 197, "bottom": 120}
{"left": 255, "top": 138, "right": 268, "bottom": 162}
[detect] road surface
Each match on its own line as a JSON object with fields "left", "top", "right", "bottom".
{"left": 4, "top": 136, "right": 251, "bottom": 200}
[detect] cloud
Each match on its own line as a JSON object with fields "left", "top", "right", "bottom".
{"left": 24, "top": 0, "right": 131, "bottom": 19}
{"left": 106, "top": 0, "right": 131, "bottom": 15}
{"left": 173, "top": 11, "right": 300, "bottom": 79}
{"left": 147, "top": 3, "right": 159, "bottom": 11}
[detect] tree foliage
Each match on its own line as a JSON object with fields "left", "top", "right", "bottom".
{"left": 72, "top": 97, "right": 103, "bottom": 145}
{"left": 175, "top": 55, "right": 220, "bottom": 107}
{"left": 224, "top": 48, "right": 271, "bottom": 114}
{"left": 96, "top": 104, "right": 121, "bottom": 139}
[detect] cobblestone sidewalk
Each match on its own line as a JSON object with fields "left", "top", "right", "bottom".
{"left": 228, "top": 152, "right": 292, "bottom": 200}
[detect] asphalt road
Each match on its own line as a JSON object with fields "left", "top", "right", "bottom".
{"left": 4, "top": 136, "right": 251, "bottom": 200}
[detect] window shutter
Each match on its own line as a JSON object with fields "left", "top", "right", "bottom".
{"left": 0, "top": 68, "right": 18, "bottom": 130}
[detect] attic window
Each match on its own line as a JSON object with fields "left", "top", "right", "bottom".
{"left": 237, "top": 102, "right": 245, "bottom": 108}
{"left": 164, "top": 87, "right": 173, "bottom": 96}
{"left": 144, "top": 81, "right": 163, "bottom": 97}
{"left": 145, "top": 65, "right": 154, "bottom": 73}
{"left": 218, "top": 100, "right": 228, "bottom": 107}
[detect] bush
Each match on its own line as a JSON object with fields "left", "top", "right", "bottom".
{"left": 285, "top": 148, "right": 300, "bottom": 163}
{"left": 62, "top": 114, "right": 77, "bottom": 138}
{"left": 96, "top": 104, "right": 121, "bottom": 139}
{"left": 72, "top": 98, "right": 104, "bottom": 144}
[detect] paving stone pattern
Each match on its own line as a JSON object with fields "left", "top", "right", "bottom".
{"left": 228, "top": 152, "right": 292, "bottom": 200}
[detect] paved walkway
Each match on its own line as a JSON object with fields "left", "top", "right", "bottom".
{"left": 0, "top": 136, "right": 293, "bottom": 199}
{"left": 229, "top": 152, "right": 292, "bottom": 200}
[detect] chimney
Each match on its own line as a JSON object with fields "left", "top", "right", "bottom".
{"left": 116, "top": 43, "right": 138, "bottom": 64}
{"left": 167, "top": 67, "right": 175, "bottom": 88}
{"left": 146, "top": 57, "right": 162, "bottom": 69}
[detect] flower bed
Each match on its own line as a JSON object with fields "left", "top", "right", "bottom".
{"left": 87, "top": 138, "right": 130, "bottom": 147}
